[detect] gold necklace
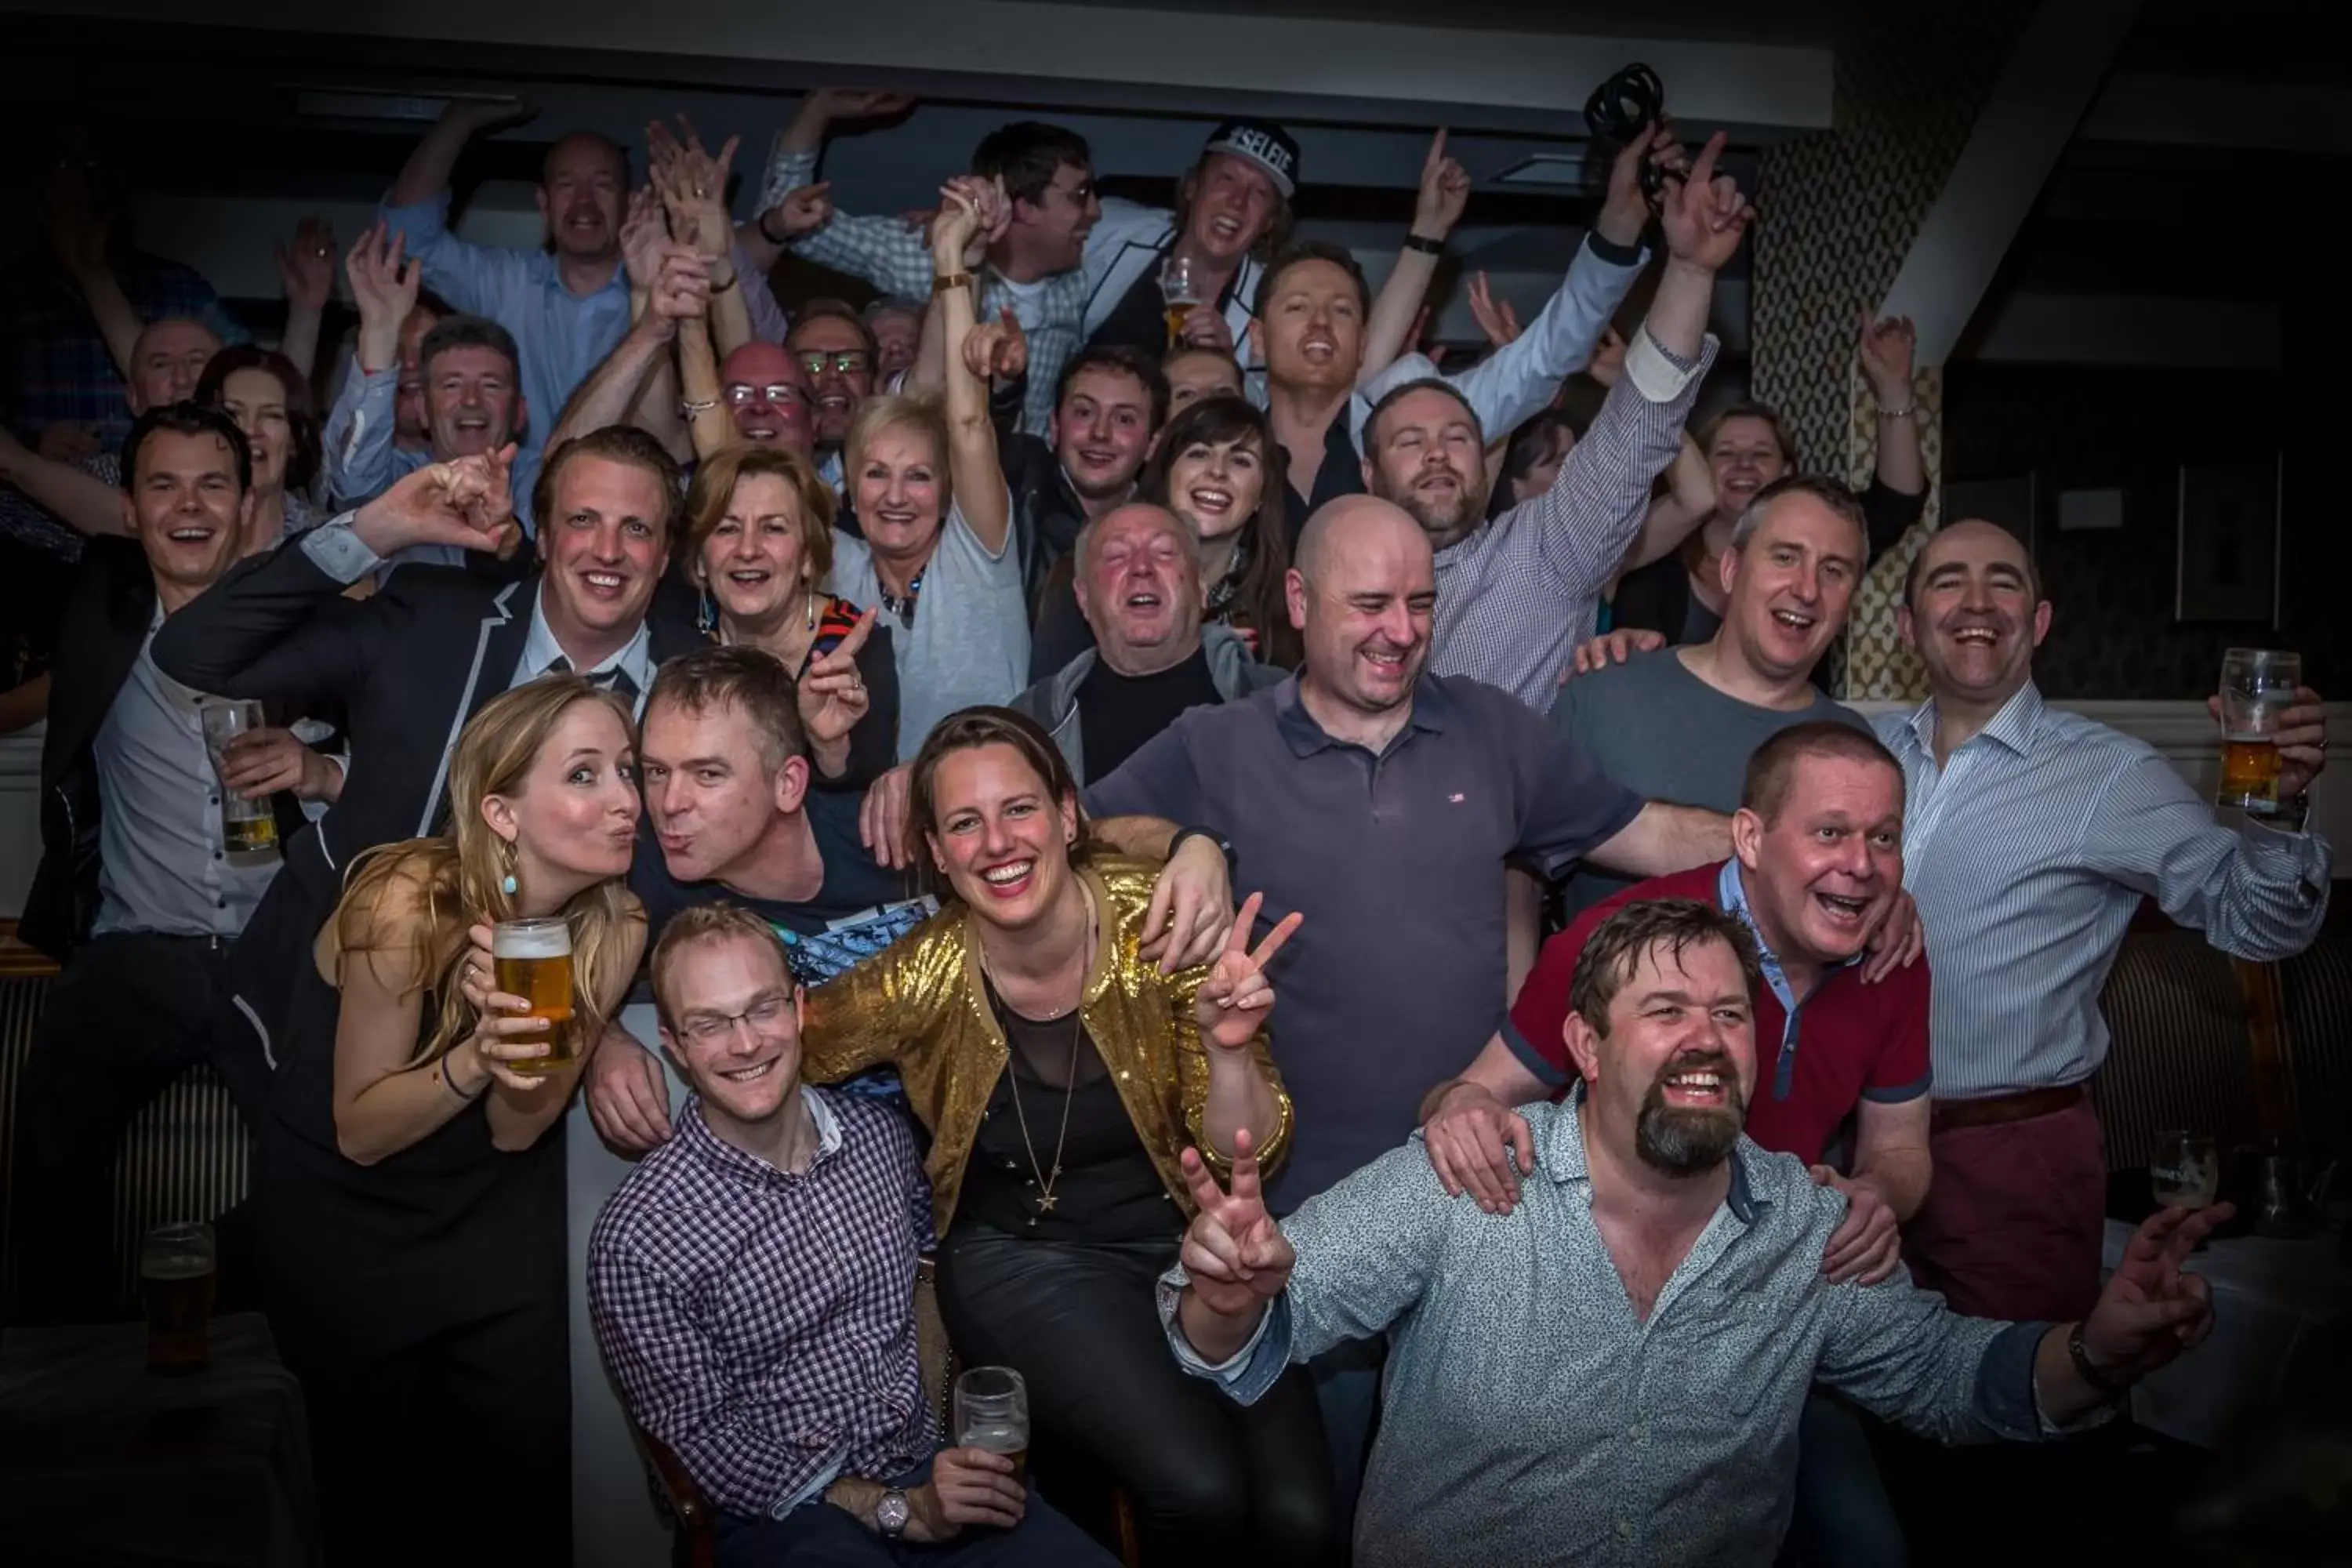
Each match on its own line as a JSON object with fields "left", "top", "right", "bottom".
{"left": 985, "top": 889, "right": 1094, "bottom": 1224}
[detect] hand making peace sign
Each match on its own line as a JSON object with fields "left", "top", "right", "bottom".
{"left": 1178, "top": 1128, "right": 1295, "bottom": 1317}
{"left": 1193, "top": 891, "right": 1302, "bottom": 1052}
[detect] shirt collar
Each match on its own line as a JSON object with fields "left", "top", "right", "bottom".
{"left": 1272, "top": 672, "right": 1449, "bottom": 759}
{"left": 678, "top": 1087, "right": 845, "bottom": 1187}
{"left": 1904, "top": 681, "right": 2046, "bottom": 761}
{"left": 1541, "top": 1083, "right": 1768, "bottom": 1226}
{"left": 516, "top": 578, "right": 655, "bottom": 694}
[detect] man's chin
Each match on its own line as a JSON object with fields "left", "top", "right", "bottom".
{"left": 1634, "top": 1105, "right": 1742, "bottom": 1178}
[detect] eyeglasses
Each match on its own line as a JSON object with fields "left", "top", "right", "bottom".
{"left": 725, "top": 383, "right": 809, "bottom": 408}
{"left": 677, "top": 993, "right": 794, "bottom": 1047}
{"left": 796, "top": 350, "right": 871, "bottom": 376}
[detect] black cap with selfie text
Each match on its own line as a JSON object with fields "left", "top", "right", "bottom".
{"left": 1201, "top": 120, "right": 1299, "bottom": 199}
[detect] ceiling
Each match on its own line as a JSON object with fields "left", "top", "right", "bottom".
{"left": 1020, "top": 0, "right": 1861, "bottom": 45}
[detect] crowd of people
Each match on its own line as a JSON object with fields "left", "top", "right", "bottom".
{"left": 1, "top": 78, "right": 2337, "bottom": 1568}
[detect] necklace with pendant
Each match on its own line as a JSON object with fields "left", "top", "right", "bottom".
{"left": 988, "top": 889, "right": 1094, "bottom": 1224}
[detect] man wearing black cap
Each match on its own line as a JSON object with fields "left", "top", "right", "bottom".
{"left": 1080, "top": 119, "right": 1300, "bottom": 388}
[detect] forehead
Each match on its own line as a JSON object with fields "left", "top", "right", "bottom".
{"left": 1617, "top": 937, "right": 1748, "bottom": 1006}
{"left": 1062, "top": 365, "right": 1149, "bottom": 408}
{"left": 1751, "top": 495, "right": 1863, "bottom": 555}
{"left": 932, "top": 742, "right": 1048, "bottom": 804}
{"left": 1918, "top": 524, "right": 2031, "bottom": 581}
{"left": 672, "top": 931, "right": 791, "bottom": 992}
{"left": 1044, "top": 160, "right": 1094, "bottom": 191}
{"left": 1712, "top": 416, "right": 1784, "bottom": 452}
{"left": 221, "top": 365, "right": 288, "bottom": 403}
{"left": 1778, "top": 752, "right": 1903, "bottom": 818}
{"left": 551, "top": 452, "right": 666, "bottom": 510}
{"left": 788, "top": 316, "right": 864, "bottom": 353}
{"left": 1319, "top": 521, "right": 1434, "bottom": 594}
{"left": 135, "top": 426, "right": 239, "bottom": 480}
{"left": 1380, "top": 387, "right": 1475, "bottom": 436}
{"left": 427, "top": 342, "right": 514, "bottom": 379}
{"left": 1274, "top": 258, "right": 1358, "bottom": 302}
{"left": 1167, "top": 352, "right": 1242, "bottom": 391}
{"left": 867, "top": 307, "right": 920, "bottom": 336}
{"left": 722, "top": 345, "right": 804, "bottom": 386}
{"left": 643, "top": 694, "right": 762, "bottom": 761}
{"left": 865, "top": 421, "right": 941, "bottom": 463}
{"left": 541, "top": 697, "right": 631, "bottom": 756}
{"left": 140, "top": 321, "right": 218, "bottom": 361}
{"left": 1200, "top": 151, "right": 1277, "bottom": 198}
{"left": 1095, "top": 509, "right": 1187, "bottom": 555}
{"left": 545, "top": 136, "right": 625, "bottom": 183}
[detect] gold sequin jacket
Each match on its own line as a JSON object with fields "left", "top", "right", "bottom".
{"left": 801, "top": 855, "right": 1293, "bottom": 1236}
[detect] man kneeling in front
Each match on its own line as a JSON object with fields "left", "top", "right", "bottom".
{"left": 1160, "top": 899, "right": 2224, "bottom": 1568}
{"left": 590, "top": 906, "right": 1111, "bottom": 1565}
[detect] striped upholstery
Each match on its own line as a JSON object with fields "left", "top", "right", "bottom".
{"left": 2088, "top": 930, "right": 2267, "bottom": 1171}
{"left": 0, "top": 969, "right": 254, "bottom": 1317}
{"left": 2278, "top": 928, "right": 2352, "bottom": 1163}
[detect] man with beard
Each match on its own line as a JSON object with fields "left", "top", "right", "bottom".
{"left": 1878, "top": 519, "right": 2331, "bottom": 1324}
{"left": 379, "top": 97, "right": 632, "bottom": 469}
{"left": 1354, "top": 132, "right": 1746, "bottom": 712}
{"left": 1551, "top": 477, "right": 1875, "bottom": 910}
{"left": 789, "top": 301, "right": 879, "bottom": 488}
{"left": 1162, "top": 898, "right": 2227, "bottom": 1568}
{"left": 1002, "top": 344, "right": 1165, "bottom": 602}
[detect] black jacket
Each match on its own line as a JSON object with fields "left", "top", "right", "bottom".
{"left": 23, "top": 538, "right": 314, "bottom": 962}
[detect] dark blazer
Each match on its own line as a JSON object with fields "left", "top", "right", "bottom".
{"left": 23, "top": 538, "right": 312, "bottom": 961}
{"left": 150, "top": 537, "right": 702, "bottom": 1047}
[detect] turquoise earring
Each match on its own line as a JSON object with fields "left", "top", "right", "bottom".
{"left": 499, "top": 837, "right": 518, "bottom": 898}
{"left": 502, "top": 873, "right": 518, "bottom": 895}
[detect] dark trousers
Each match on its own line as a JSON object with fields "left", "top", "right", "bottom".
{"left": 715, "top": 1464, "right": 1112, "bottom": 1567}
{"left": 937, "top": 1225, "right": 1336, "bottom": 1563}
{"left": 6, "top": 931, "right": 271, "bottom": 1325}
{"left": 1781, "top": 1391, "right": 1905, "bottom": 1567}
{"left": 1902, "top": 1098, "right": 2107, "bottom": 1322}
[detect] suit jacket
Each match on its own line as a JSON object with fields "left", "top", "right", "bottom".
{"left": 23, "top": 538, "right": 313, "bottom": 961}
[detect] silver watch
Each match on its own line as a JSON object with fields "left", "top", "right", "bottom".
{"left": 876, "top": 1488, "right": 911, "bottom": 1540}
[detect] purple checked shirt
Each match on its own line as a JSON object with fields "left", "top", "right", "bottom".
{"left": 588, "top": 1087, "right": 936, "bottom": 1519}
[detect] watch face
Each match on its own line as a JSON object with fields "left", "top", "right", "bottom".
{"left": 877, "top": 1490, "right": 911, "bottom": 1536}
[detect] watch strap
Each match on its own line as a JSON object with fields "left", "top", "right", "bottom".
{"left": 1401, "top": 233, "right": 1445, "bottom": 256}
{"left": 932, "top": 272, "right": 975, "bottom": 297}
{"left": 2067, "top": 1321, "right": 2127, "bottom": 1400}
{"left": 1167, "top": 825, "right": 1237, "bottom": 879}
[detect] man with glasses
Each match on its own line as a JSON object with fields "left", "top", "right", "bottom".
{"left": 786, "top": 301, "right": 878, "bottom": 488}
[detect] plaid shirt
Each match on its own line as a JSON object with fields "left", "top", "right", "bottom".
{"left": 589, "top": 1088, "right": 937, "bottom": 1520}
{"left": 764, "top": 148, "right": 1083, "bottom": 437}
{"left": 1, "top": 252, "right": 245, "bottom": 448}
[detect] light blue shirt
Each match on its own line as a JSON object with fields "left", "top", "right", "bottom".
{"left": 320, "top": 363, "right": 543, "bottom": 521}
{"left": 378, "top": 193, "right": 631, "bottom": 470}
{"left": 1875, "top": 683, "right": 2332, "bottom": 1098}
{"left": 1161, "top": 1098, "right": 2071, "bottom": 1568}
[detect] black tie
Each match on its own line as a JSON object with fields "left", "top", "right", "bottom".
{"left": 547, "top": 657, "right": 638, "bottom": 703}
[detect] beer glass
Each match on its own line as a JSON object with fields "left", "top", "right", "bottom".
{"left": 1160, "top": 253, "right": 1201, "bottom": 348}
{"left": 200, "top": 699, "right": 281, "bottom": 865}
{"left": 2151, "top": 1131, "right": 2220, "bottom": 1212}
{"left": 953, "top": 1366, "right": 1030, "bottom": 1482}
{"left": 2216, "top": 648, "right": 2301, "bottom": 816}
{"left": 141, "top": 1221, "right": 217, "bottom": 1373}
{"left": 492, "top": 916, "right": 577, "bottom": 1073}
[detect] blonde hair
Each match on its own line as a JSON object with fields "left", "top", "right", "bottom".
{"left": 332, "top": 677, "right": 641, "bottom": 1064}
{"left": 682, "top": 442, "right": 838, "bottom": 586}
{"left": 843, "top": 393, "right": 953, "bottom": 520}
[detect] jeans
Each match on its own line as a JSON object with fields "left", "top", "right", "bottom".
{"left": 713, "top": 1461, "right": 1112, "bottom": 1566}
{"left": 1781, "top": 1390, "right": 1906, "bottom": 1567}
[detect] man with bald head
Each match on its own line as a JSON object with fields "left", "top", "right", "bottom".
{"left": 1875, "top": 517, "right": 2332, "bottom": 1324}
{"left": 380, "top": 96, "right": 633, "bottom": 471}
{"left": 1013, "top": 502, "right": 1280, "bottom": 784}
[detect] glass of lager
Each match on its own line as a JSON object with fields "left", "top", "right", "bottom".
{"left": 141, "top": 1221, "right": 217, "bottom": 1373}
{"left": 200, "top": 699, "right": 281, "bottom": 865}
{"left": 492, "top": 916, "right": 577, "bottom": 1074}
{"left": 953, "top": 1366, "right": 1029, "bottom": 1481}
{"left": 1159, "top": 253, "right": 1201, "bottom": 349}
{"left": 2216, "top": 648, "right": 2301, "bottom": 816}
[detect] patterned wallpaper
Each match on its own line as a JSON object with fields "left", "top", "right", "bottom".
{"left": 1751, "top": 0, "right": 2038, "bottom": 700}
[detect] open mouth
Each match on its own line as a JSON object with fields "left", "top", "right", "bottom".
{"left": 1359, "top": 644, "right": 1409, "bottom": 681}
{"left": 816, "top": 392, "right": 851, "bottom": 416}
{"left": 978, "top": 858, "right": 1036, "bottom": 899}
{"left": 741, "top": 422, "right": 782, "bottom": 443}
{"left": 166, "top": 525, "right": 217, "bottom": 544}
{"left": 580, "top": 570, "right": 629, "bottom": 601}
{"left": 1949, "top": 625, "right": 2000, "bottom": 648}
{"left": 1815, "top": 891, "right": 1871, "bottom": 926}
{"left": 1187, "top": 485, "right": 1234, "bottom": 520}
{"left": 726, "top": 566, "right": 775, "bottom": 587}
{"left": 1299, "top": 333, "right": 1337, "bottom": 364}
{"left": 717, "top": 1058, "right": 780, "bottom": 1084}
{"left": 1658, "top": 1064, "right": 1731, "bottom": 1107}
{"left": 1769, "top": 608, "right": 1818, "bottom": 637}
{"left": 1076, "top": 446, "right": 1120, "bottom": 470}
{"left": 1123, "top": 589, "right": 1164, "bottom": 612}
{"left": 872, "top": 506, "right": 921, "bottom": 532}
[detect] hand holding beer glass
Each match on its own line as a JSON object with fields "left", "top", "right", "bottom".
{"left": 142, "top": 1221, "right": 217, "bottom": 1373}
{"left": 1160, "top": 253, "right": 1203, "bottom": 349}
{"left": 486, "top": 916, "right": 577, "bottom": 1080}
{"left": 201, "top": 699, "right": 281, "bottom": 865}
{"left": 2215, "top": 648, "right": 2302, "bottom": 816}
{"left": 953, "top": 1366, "right": 1030, "bottom": 1482}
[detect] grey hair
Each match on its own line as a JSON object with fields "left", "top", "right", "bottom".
{"left": 1073, "top": 501, "right": 1190, "bottom": 579}
{"left": 1728, "top": 474, "right": 1871, "bottom": 566}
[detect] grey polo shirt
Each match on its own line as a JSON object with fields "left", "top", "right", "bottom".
{"left": 1085, "top": 673, "right": 1642, "bottom": 1209}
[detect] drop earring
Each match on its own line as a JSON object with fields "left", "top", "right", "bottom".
{"left": 696, "top": 586, "right": 715, "bottom": 637}
{"left": 804, "top": 585, "right": 818, "bottom": 634}
{"left": 499, "top": 838, "right": 519, "bottom": 897}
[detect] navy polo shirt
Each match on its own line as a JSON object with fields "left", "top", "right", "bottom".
{"left": 1084, "top": 673, "right": 1642, "bottom": 1208}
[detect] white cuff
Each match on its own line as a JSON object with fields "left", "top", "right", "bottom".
{"left": 300, "top": 513, "right": 386, "bottom": 585}
{"left": 1624, "top": 326, "right": 1708, "bottom": 404}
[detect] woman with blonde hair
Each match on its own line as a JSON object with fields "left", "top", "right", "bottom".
{"left": 681, "top": 441, "right": 898, "bottom": 785}
{"left": 254, "top": 674, "right": 644, "bottom": 1568}
{"left": 800, "top": 706, "right": 1335, "bottom": 1559}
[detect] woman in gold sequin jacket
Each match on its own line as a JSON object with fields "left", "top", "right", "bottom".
{"left": 802, "top": 706, "right": 1336, "bottom": 1559}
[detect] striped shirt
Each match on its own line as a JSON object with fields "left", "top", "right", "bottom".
{"left": 1428, "top": 328, "right": 1713, "bottom": 710}
{"left": 1875, "top": 684, "right": 2332, "bottom": 1099}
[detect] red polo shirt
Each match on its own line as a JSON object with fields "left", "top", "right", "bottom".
{"left": 1501, "top": 861, "right": 1932, "bottom": 1163}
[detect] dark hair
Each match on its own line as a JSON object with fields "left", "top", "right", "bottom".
{"left": 1054, "top": 344, "right": 1171, "bottom": 433}
{"left": 787, "top": 298, "right": 878, "bottom": 364}
{"left": 1136, "top": 394, "right": 1299, "bottom": 670}
{"left": 1253, "top": 240, "right": 1370, "bottom": 321}
{"left": 121, "top": 401, "right": 252, "bottom": 493}
{"left": 1901, "top": 521, "right": 2045, "bottom": 611}
{"left": 1174, "top": 154, "right": 1295, "bottom": 263}
{"left": 418, "top": 314, "right": 523, "bottom": 387}
{"left": 532, "top": 425, "right": 684, "bottom": 545}
{"left": 1569, "top": 899, "right": 1762, "bottom": 1040}
{"left": 904, "top": 706, "right": 1095, "bottom": 898}
{"left": 1729, "top": 474, "right": 1868, "bottom": 563}
{"left": 645, "top": 644, "right": 808, "bottom": 775}
{"left": 191, "top": 345, "right": 320, "bottom": 492}
{"left": 971, "top": 122, "right": 1093, "bottom": 207}
{"left": 1740, "top": 721, "right": 1904, "bottom": 826}
{"left": 1362, "top": 376, "right": 1483, "bottom": 456}
{"left": 1489, "top": 409, "right": 1581, "bottom": 520}
{"left": 650, "top": 903, "right": 794, "bottom": 1034}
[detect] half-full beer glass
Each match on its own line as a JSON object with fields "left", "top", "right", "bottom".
{"left": 1160, "top": 254, "right": 1201, "bottom": 348}
{"left": 201, "top": 699, "right": 281, "bottom": 864}
{"left": 493, "top": 916, "right": 576, "bottom": 1073}
{"left": 954, "top": 1366, "right": 1030, "bottom": 1481}
{"left": 142, "top": 1221, "right": 216, "bottom": 1372}
{"left": 2217, "top": 648, "right": 2300, "bottom": 816}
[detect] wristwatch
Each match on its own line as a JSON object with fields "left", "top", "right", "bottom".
{"left": 1167, "top": 825, "right": 1236, "bottom": 880}
{"left": 876, "top": 1488, "right": 911, "bottom": 1540}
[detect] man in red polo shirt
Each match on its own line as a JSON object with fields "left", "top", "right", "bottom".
{"left": 1421, "top": 720, "right": 1932, "bottom": 1284}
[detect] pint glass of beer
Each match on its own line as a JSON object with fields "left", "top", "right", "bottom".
{"left": 954, "top": 1366, "right": 1030, "bottom": 1481}
{"left": 1160, "top": 253, "right": 1201, "bottom": 348}
{"left": 142, "top": 1221, "right": 217, "bottom": 1373}
{"left": 493, "top": 916, "right": 577, "bottom": 1073}
{"left": 200, "top": 699, "right": 281, "bottom": 865}
{"left": 2216, "top": 648, "right": 2300, "bottom": 816}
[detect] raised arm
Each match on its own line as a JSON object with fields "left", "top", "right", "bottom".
{"left": 44, "top": 172, "right": 143, "bottom": 379}
{"left": 1179, "top": 894, "right": 1298, "bottom": 1167}
{"left": 1358, "top": 130, "right": 1468, "bottom": 386}
{"left": 382, "top": 98, "right": 544, "bottom": 314}
{"left": 932, "top": 182, "right": 1010, "bottom": 554}
{"left": 1858, "top": 314, "right": 1926, "bottom": 515}
{"left": 758, "top": 89, "right": 932, "bottom": 296}
{"left": 389, "top": 96, "right": 541, "bottom": 211}
{"left": 550, "top": 234, "right": 706, "bottom": 452}
{"left": 273, "top": 216, "right": 338, "bottom": 383}
{"left": 0, "top": 428, "right": 134, "bottom": 538}
{"left": 323, "top": 224, "right": 422, "bottom": 506}
{"left": 677, "top": 311, "right": 734, "bottom": 462}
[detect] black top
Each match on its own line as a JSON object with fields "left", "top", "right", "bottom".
{"left": 1086, "top": 258, "right": 1179, "bottom": 360}
{"left": 1076, "top": 644, "right": 1225, "bottom": 782}
{"left": 1276, "top": 415, "right": 1366, "bottom": 541}
{"left": 957, "top": 989, "right": 1175, "bottom": 1243}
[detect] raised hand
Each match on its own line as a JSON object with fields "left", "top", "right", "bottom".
{"left": 931, "top": 180, "right": 985, "bottom": 270}
{"left": 351, "top": 442, "right": 519, "bottom": 557}
{"left": 1174, "top": 304, "right": 1235, "bottom": 354}
{"left": 797, "top": 608, "right": 875, "bottom": 749}
{"left": 1193, "top": 891, "right": 1302, "bottom": 1051}
{"left": 217, "top": 728, "right": 339, "bottom": 803}
{"left": 760, "top": 183, "right": 834, "bottom": 243}
{"left": 2081, "top": 1205, "right": 2230, "bottom": 1381}
{"left": 1412, "top": 128, "right": 1472, "bottom": 242}
{"left": 273, "top": 216, "right": 338, "bottom": 312}
{"left": 645, "top": 245, "right": 713, "bottom": 334}
{"left": 42, "top": 161, "right": 114, "bottom": 280}
{"left": 807, "top": 87, "right": 916, "bottom": 125}
{"left": 960, "top": 307, "right": 1028, "bottom": 385}
{"left": 1178, "top": 1129, "right": 1295, "bottom": 1316}
{"left": 445, "top": 96, "right": 540, "bottom": 136}
{"left": 619, "top": 186, "right": 669, "bottom": 292}
{"left": 648, "top": 114, "right": 741, "bottom": 263}
{"left": 1858, "top": 314, "right": 1917, "bottom": 407}
{"left": 1465, "top": 271, "right": 1522, "bottom": 350}
{"left": 1658, "top": 131, "right": 1753, "bottom": 274}
{"left": 1597, "top": 118, "right": 1689, "bottom": 245}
